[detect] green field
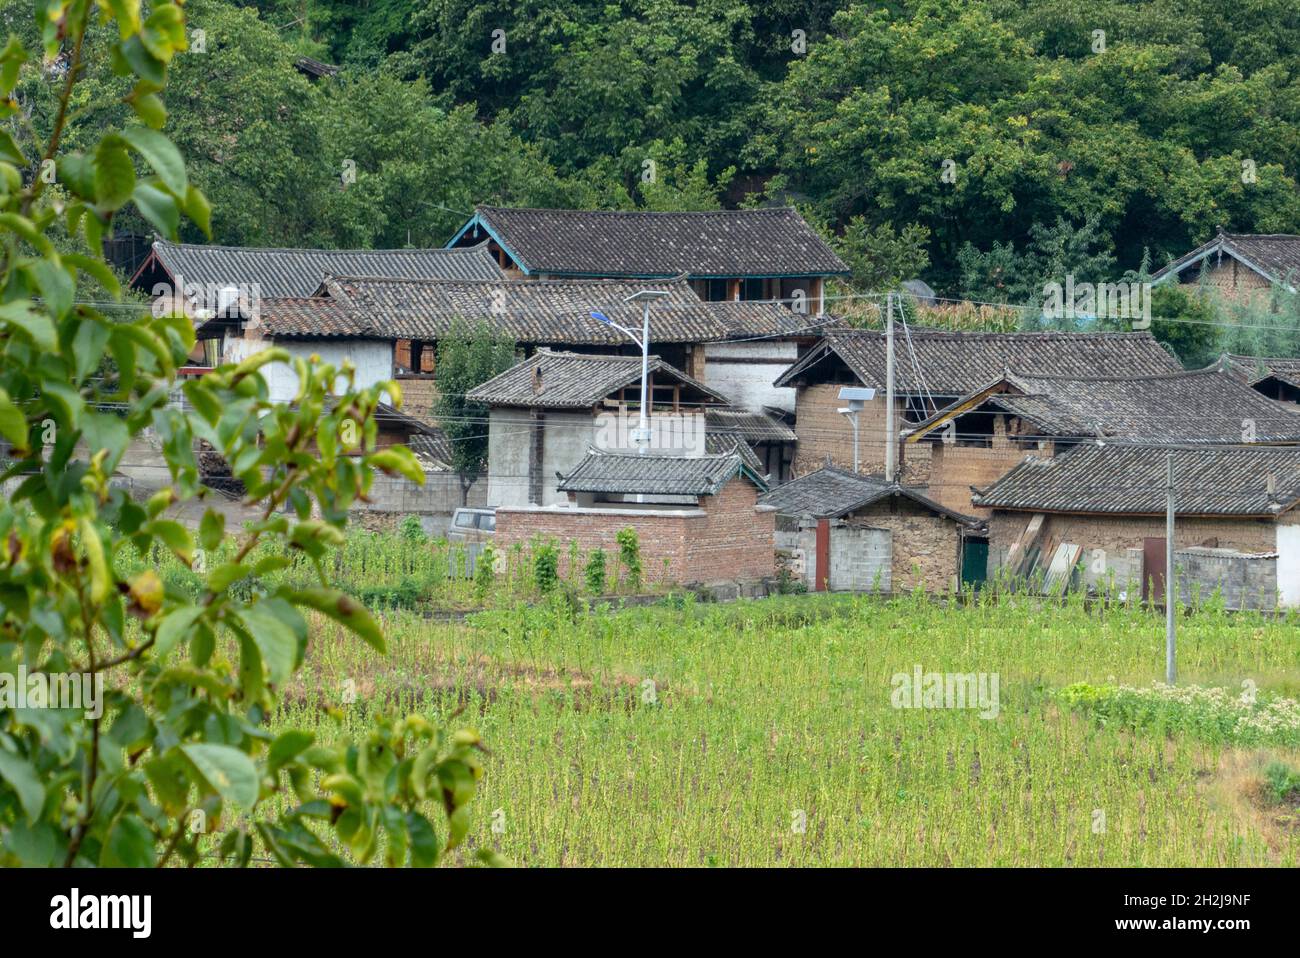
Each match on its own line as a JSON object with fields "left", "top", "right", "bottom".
{"left": 268, "top": 592, "right": 1300, "bottom": 867}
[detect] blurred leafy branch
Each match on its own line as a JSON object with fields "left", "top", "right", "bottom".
{"left": 0, "top": 1, "right": 498, "bottom": 868}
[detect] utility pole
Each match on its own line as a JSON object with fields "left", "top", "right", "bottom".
{"left": 885, "top": 292, "right": 896, "bottom": 483}
{"left": 635, "top": 296, "right": 651, "bottom": 455}
{"left": 591, "top": 289, "right": 668, "bottom": 456}
{"left": 1165, "top": 451, "right": 1176, "bottom": 684}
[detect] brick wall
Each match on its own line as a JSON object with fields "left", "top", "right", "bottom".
{"left": 494, "top": 477, "right": 774, "bottom": 586}
{"left": 686, "top": 478, "right": 776, "bottom": 583}
{"left": 396, "top": 376, "right": 440, "bottom": 427}
{"left": 1199, "top": 260, "right": 1273, "bottom": 303}
{"left": 926, "top": 437, "right": 1052, "bottom": 517}
{"left": 988, "top": 509, "right": 1279, "bottom": 592}
{"left": 794, "top": 384, "right": 926, "bottom": 478}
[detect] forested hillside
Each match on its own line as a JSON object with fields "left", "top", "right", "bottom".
{"left": 6, "top": 0, "right": 1299, "bottom": 298}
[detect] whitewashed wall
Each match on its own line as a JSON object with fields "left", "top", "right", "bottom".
{"left": 222, "top": 336, "right": 393, "bottom": 404}
{"left": 703, "top": 341, "right": 798, "bottom": 413}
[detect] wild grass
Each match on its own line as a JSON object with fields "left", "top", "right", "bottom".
{"left": 265, "top": 590, "right": 1300, "bottom": 867}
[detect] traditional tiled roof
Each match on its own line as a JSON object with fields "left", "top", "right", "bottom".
{"left": 465, "top": 350, "right": 727, "bottom": 408}
{"left": 773, "top": 328, "right": 1181, "bottom": 393}
{"left": 704, "top": 433, "right": 765, "bottom": 475}
{"left": 973, "top": 443, "right": 1300, "bottom": 516}
{"left": 138, "top": 239, "right": 504, "bottom": 298}
{"left": 405, "top": 432, "right": 453, "bottom": 472}
{"left": 704, "top": 407, "right": 797, "bottom": 443}
{"left": 1152, "top": 232, "right": 1300, "bottom": 290}
{"left": 907, "top": 366, "right": 1300, "bottom": 444}
{"left": 297, "top": 275, "right": 809, "bottom": 345}
{"left": 758, "top": 465, "right": 979, "bottom": 525}
{"left": 1223, "top": 354, "right": 1300, "bottom": 389}
{"left": 452, "top": 205, "right": 849, "bottom": 278}
{"left": 557, "top": 450, "right": 768, "bottom": 496}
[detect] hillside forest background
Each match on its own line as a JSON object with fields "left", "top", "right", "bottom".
{"left": 5, "top": 0, "right": 1300, "bottom": 362}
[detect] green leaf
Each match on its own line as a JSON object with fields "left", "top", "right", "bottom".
{"left": 233, "top": 601, "right": 299, "bottom": 686}
{"left": 56, "top": 153, "right": 96, "bottom": 200}
{"left": 183, "top": 185, "right": 212, "bottom": 238}
{"left": 77, "top": 517, "right": 111, "bottom": 604}
{"left": 180, "top": 743, "right": 259, "bottom": 810}
{"left": 146, "top": 519, "right": 194, "bottom": 563}
{"left": 132, "top": 182, "right": 179, "bottom": 239}
{"left": 0, "top": 301, "right": 55, "bottom": 351}
{"left": 268, "top": 730, "right": 314, "bottom": 773}
{"left": 101, "top": 816, "right": 157, "bottom": 867}
{"left": 72, "top": 317, "right": 112, "bottom": 382}
{"left": 119, "top": 35, "right": 165, "bottom": 85}
{"left": 406, "top": 812, "right": 442, "bottom": 867}
{"left": 0, "top": 388, "right": 28, "bottom": 453}
{"left": 25, "top": 259, "right": 74, "bottom": 321}
{"left": 81, "top": 411, "right": 130, "bottom": 472}
{"left": 153, "top": 604, "right": 204, "bottom": 659}
{"left": 0, "top": 129, "right": 23, "bottom": 166}
{"left": 287, "top": 588, "right": 386, "bottom": 653}
{"left": 369, "top": 446, "right": 426, "bottom": 484}
{"left": 94, "top": 137, "right": 136, "bottom": 210}
{"left": 121, "top": 125, "right": 186, "bottom": 195}
{"left": 199, "top": 509, "right": 225, "bottom": 551}
{"left": 131, "top": 92, "right": 167, "bottom": 129}
{"left": 0, "top": 751, "right": 44, "bottom": 824}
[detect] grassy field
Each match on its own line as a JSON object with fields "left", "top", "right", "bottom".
{"left": 268, "top": 592, "right": 1300, "bottom": 867}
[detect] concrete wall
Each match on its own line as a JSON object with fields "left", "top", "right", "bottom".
{"left": 486, "top": 406, "right": 710, "bottom": 508}
{"left": 703, "top": 341, "right": 798, "bottom": 413}
{"left": 1175, "top": 547, "right": 1278, "bottom": 610}
{"left": 223, "top": 335, "right": 393, "bottom": 404}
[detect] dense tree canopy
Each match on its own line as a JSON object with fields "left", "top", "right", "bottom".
{"left": 6, "top": 0, "right": 1298, "bottom": 301}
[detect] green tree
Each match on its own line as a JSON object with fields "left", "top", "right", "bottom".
{"left": 0, "top": 1, "right": 494, "bottom": 868}
{"left": 432, "top": 322, "right": 517, "bottom": 504}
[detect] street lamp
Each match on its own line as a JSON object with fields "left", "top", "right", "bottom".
{"left": 837, "top": 386, "right": 877, "bottom": 474}
{"left": 592, "top": 288, "right": 669, "bottom": 455}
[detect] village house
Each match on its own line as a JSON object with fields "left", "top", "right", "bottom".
{"left": 773, "top": 328, "right": 1182, "bottom": 478}
{"left": 445, "top": 205, "right": 851, "bottom": 412}
{"left": 129, "top": 238, "right": 505, "bottom": 369}
{"left": 1152, "top": 230, "right": 1300, "bottom": 302}
{"left": 195, "top": 274, "right": 817, "bottom": 421}
{"left": 492, "top": 450, "right": 775, "bottom": 590}
{"left": 1221, "top": 353, "right": 1300, "bottom": 404}
{"left": 758, "top": 466, "right": 983, "bottom": 592}
{"left": 464, "top": 349, "right": 747, "bottom": 507}
{"left": 972, "top": 443, "right": 1300, "bottom": 609}
{"left": 902, "top": 364, "right": 1300, "bottom": 518}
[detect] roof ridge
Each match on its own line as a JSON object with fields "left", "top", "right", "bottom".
{"left": 1007, "top": 366, "right": 1222, "bottom": 384}
{"left": 154, "top": 239, "right": 492, "bottom": 256}
{"left": 477, "top": 205, "right": 794, "bottom": 218}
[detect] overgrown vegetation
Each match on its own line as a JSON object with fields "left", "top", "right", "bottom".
{"left": 276, "top": 591, "right": 1300, "bottom": 866}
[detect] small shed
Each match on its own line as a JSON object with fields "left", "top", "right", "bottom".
{"left": 758, "top": 467, "right": 983, "bottom": 593}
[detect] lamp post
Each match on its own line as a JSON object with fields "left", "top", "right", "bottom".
{"left": 592, "top": 289, "right": 669, "bottom": 455}
{"left": 836, "top": 387, "right": 877, "bottom": 474}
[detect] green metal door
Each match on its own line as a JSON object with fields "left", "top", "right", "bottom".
{"left": 961, "top": 537, "right": 989, "bottom": 588}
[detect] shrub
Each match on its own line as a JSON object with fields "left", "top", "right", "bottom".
{"left": 617, "top": 527, "right": 642, "bottom": 592}
{"left": 533, "top": 540, "right": 560, "bottom": 593}
{"left": 399, "top": 514, "right": 428, "bottom": 542}
{"left": 584, "top": 549, "right": 607, "bottom": 595}
{"left": 474, "top": 544, "right": 497, "bottom": 600}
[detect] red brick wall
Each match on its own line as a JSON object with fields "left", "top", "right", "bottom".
{"left": 687, "top": 479, "right": 775, "bottom": 583}
{"left": 494, "top": 477, "right": 774, "bottom": 586}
